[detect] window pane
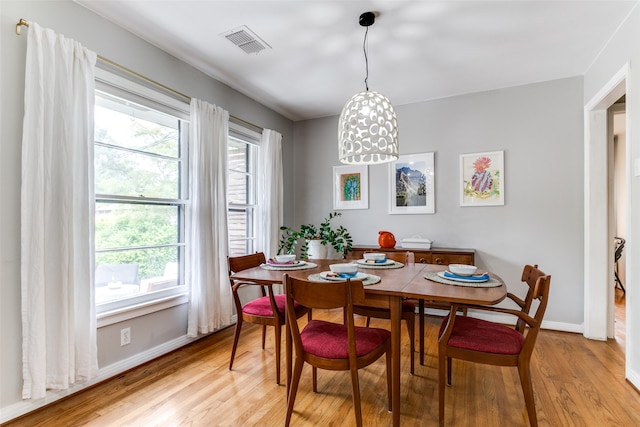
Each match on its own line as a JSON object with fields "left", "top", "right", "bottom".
{"left": 96, "top": 203, "right": 178, "bottom": 250}
{"left": 95, "top": 247, "right": 180, "bottom": 305}
{"left": 95, "top": 145, "right": 179, "bottom": 199}
{"left": 95, "top": 101, "right": 179, "bottom": 158}
{"left": 228, "top": 171, "right": 248, "bottom": 204}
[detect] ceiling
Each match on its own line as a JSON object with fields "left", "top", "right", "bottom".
{"left": 75, "top": 0, "right": 637, "bottom": 122}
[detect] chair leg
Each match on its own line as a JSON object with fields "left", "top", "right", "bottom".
{"left": 405, "top": 316, "right": 415, "bottom": 375}
{"left": 274, "top": 322, "right": 282, "bottom": 385}
{"left": 229, "top": 318, "right": 243, "bottom": 370}
{"left": 438, "top": 349, "right": 447, "bottom": 426}
{"left": 312, "top": 367, "right": 318, "bottom": 393}
{"left": 349, "top": 365, "right": 363, "bottom": 427}
{"left": 386, "top": 349, "right": 392, "bottom": 411}
{"left": 261, "top": 325, "right": 267, "bottom": 349}
{"left": 285, "top": 356, "right": 304, "bottom": 427}
{"left": 518, "top": 362, "right": 538, "bottom": 427}
{"left": 419, "top": 299, "right": 425, "bottom": 366}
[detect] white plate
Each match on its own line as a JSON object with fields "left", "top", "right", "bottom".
{"left": 320, "top": 271, "right": 369, "bottom": 281}
{"left": 356, "top": 259, "right": 396, "bottom": 266}
{"left": 437, "top": 271, "right": 489, "bottom": 283}
{"left": 266, "top": 260, "right": 305, "bottom": 268}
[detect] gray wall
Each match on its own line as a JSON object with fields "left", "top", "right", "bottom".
{"left": 0, "top": 0, "right": 293, "bottom": 417}
{"left": 293, "top": 77, "right": 585, "bottom": 328}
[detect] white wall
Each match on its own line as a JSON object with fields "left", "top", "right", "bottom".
{"left": 583, "top": 3, "right": 639, "bottom": 388}
{"left": 0, "top": 0, "right": 293, "bottom": 420}
{"left": 293, "top": 77, "right": 585, "bottom": 329}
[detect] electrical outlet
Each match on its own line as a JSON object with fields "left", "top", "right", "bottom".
{"left": 120, "top": 327, "right": 131, "bottom": 346}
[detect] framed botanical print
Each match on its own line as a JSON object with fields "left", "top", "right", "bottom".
{"left": 460, "top": 151, "right": 504, "bottom": 206}
{"left": 388, "top": 152, "right": 435, "bottom": 214}
{"left": 333, "top": 165, "right": 369, "bottom": 210}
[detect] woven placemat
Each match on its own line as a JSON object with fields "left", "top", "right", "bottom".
{"left": 259, "top": 262, "right": 318, "bottom": 271}
{"left": 307, "top": 273, "right": 381, "bottom": 286}
{"left": 423, "top": 271, "right": 503, "bottom": 288}
{"left": 355, "top": 260, "right": 404, "bottom": 270}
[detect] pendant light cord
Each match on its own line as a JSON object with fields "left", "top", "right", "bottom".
{"left": 363, "top": 26, "right": 369, "bottom": 91}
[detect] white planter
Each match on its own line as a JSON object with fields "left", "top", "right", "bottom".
{"left": 306, "top": 239, "right": 344, "bottom": 259}
{"left": 306, "top": 239, "right": 327, "bottom": 259}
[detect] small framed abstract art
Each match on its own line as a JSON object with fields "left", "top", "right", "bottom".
{"left": 333, "top": 165, "right": 369, "bottom": 210}
{"left": 388, "top": 152, "right": 435, "bottom": 214}
{"left": 460, "top": 151, "right": 504, "bottom": 206}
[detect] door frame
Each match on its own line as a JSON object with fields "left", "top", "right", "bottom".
{"left": 583, "top": 63, "right": 628, "bottom": 341}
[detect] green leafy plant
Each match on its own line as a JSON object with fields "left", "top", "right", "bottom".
{"left": 278, "top": 212, "right": 352, "bottom": 259}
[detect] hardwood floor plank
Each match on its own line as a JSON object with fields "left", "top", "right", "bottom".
{"left": 4, "top": 300, "right": 638, "bottom": 427}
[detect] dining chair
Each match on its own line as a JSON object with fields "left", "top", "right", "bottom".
{"left": 283, "top": 274, "right": 392, "bottom": 427}
{"left": 353, "top": 250, "right": 416, "bottom": 374}
{"left": 228, "top": 252, "right": 311, "bottom": 385}
{"left": 438, "top": 264, "right": 551, "bottom": 426}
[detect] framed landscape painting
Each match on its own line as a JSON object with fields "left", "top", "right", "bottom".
{"left": 333, "top": 165, "right": 368, "bottom": 210}
{"left": 460, "top": 150, "right": 504, "bottom": 206}
{"left": 388, "top": 152, "right": 435, "bottom": 214}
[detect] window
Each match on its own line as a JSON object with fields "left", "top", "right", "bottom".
{"left": 227, "top": 123, "right": 260, "bottom": 256}
{"left": 94, "top": 69, "right": 189, "bottom": 313}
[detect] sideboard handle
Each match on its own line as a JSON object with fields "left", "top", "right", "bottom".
{"left": 434, "top": 257, "right": 443, "bottom": 265}
{"left": 419, "top": 258, "right": 427, "bottom": 263}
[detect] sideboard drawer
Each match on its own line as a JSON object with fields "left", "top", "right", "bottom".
{"left": 413, "top": 252, "right": 432, "bottom": 264}
{"left": 431, "top": 252, "right": 474, "bottom": 266}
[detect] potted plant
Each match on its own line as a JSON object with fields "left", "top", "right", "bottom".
{"left": 278, "top": 212, "right": 353, "bottom": 259}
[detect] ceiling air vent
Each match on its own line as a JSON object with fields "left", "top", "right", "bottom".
{"left": 222, "top": 25, "right": 271, "bottom": 54}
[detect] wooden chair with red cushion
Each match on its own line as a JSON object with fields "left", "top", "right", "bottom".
{"left": 438, "top": 264, "right": 551, "bottom": 426}
{"left": 284, "top": 274, "right": 391, "bottom": 427}
{"left": 228, "top": 252, "right": 310, "bottom": 385}
{"left": 353, "top": 250, "right": 417, "bottom": 374}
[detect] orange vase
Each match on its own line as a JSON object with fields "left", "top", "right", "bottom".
{"left": 378, "top": 231, "right": 396, "bottom": 249}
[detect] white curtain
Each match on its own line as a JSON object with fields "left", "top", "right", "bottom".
{"left": 256, "top": 129, "right": 284, "bottom": 259}
{"left": 20, "top": 22, "right": 98, "bottom": 399}
{"left": 187, "top": 99, "right": 234, "bottom": 336}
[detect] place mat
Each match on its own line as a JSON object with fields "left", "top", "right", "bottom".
{"left": 308, "top": 273, "right": 381, "bottom": 286}
{"left": 423, "top": 271, "right": 503, "bottom": 288}
{"left": 260, "top": 261, "right": 318, "bottom": 271}
{"left": 356, "top": 260, "right": 404, "bottom": 269}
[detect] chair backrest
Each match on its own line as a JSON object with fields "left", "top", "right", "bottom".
{"left": 519, "top": 268, "right": 551, "bottom": 357}
{"left": 515, "top": 264, "right": 548, "bottom": 332}
{"left": 382, "top": 251, "right": 412, "bottom": 263}
{"left": 228, "top": 252, "right": 267, "bottom": 275}
{"left": 284, "top": 275, "right": 365, "bottom": 351}
{"left": 95, "top": 263, "right": 139, "bottom": 286}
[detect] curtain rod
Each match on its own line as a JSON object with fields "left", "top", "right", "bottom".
{"left": 15, "top": 18, "right": 264, "bottom": 132}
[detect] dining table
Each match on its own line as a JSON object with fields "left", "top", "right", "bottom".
{"left": 229, "top": 257, "right": 507, "bottom": 426}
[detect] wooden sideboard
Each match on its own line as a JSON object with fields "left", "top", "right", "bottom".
{"left": 349, "top": 245, "right": 475, "bottom": 266}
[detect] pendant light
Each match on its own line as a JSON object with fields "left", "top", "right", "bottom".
{"left": 338, "top": 11, "right": 399, "bottom": 165}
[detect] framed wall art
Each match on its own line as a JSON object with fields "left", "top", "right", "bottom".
{"left": 460, "top": 150, "right": 504, "bottom": 206}
{"left": 333, "top": 165, "right": 369, "bottom": 210}
{"left": 388, "top": 152, "right": 435, "bottom": 214}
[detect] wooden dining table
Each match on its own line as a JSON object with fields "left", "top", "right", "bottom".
{"left": 229, "top": 258, "right": 507, "bottom": 426}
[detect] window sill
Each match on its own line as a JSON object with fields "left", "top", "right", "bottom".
{"left": 97, "top": 293, "right": 189, "bottom": 328}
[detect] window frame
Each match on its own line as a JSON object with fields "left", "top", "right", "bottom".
{"left": 227, "top": 122, "right": 261, "bottom": 256}
{"left": 94, "top": 67, "right": 191, "bottom": 323}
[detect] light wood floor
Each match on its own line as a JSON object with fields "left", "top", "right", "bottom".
{"left": 5, "top": 293, "right": 638, "bottom": 427}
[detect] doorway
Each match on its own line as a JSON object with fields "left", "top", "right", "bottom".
{"left": 611, "top": 101, "right": 627, "bottom": 345}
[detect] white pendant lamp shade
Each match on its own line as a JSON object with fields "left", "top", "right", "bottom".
{"left": 338, "top": 90, "right": 399, "bottom": 164}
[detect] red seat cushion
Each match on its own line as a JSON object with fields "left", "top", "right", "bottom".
{"left": 300, "top": 320, "right": 390, "bottom": 359}
{"left": 243, "top": 294, "right": 304, "bottom": 317}
{"left": 439, "top": 316, "right": 524, "bottom": 355}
